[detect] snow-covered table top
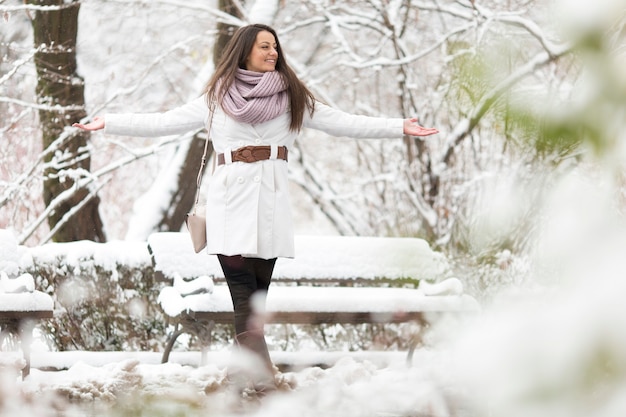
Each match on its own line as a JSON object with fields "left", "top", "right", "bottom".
{"left": 148, "top": 232, "right": 449, "bottom": 283}
{"left": 0, "top": 291, "right": 54, "bottom": 318}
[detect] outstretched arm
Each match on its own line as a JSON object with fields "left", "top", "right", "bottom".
{"left": 403, "top": 118, "right": 438, "bottom": 137}
{"left": 73, "top": 116, "right": 105, "bottom": 131}
{"left": 72, "top": 97, "right": 207, "bottom": 137}
{"left": 304, "top": 102, "right": 438, "bottom": 139}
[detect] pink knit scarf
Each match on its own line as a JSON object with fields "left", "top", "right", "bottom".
{"left": 220, "top": 69, "right": 288, "bottom": 125}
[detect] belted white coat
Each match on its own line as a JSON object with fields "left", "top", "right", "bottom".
{"left": 105, "top": 96, "right": 404, "bottom": 259}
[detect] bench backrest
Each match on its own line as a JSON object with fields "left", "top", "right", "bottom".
{"left": 147, "top": 232, "right": 449, "bottom": 284}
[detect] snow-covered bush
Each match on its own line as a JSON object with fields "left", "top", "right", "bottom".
{"left": 21, "top": 240, "right": 167, "bottom": 351}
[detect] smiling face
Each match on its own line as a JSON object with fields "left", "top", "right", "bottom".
{"left": 245, "top": 30, "right": 278, "bottom": 73}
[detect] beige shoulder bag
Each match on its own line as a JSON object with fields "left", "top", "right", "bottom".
{"left": 185, "top": 107, "right": 215, "bottom": 253}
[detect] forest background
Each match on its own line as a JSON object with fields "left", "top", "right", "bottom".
{"left": 4, "top": 0, "right": 609, "bottom": 272}
{"left": 2, "top": 1, "right": 626, "bottom": 416}
{"left": 1, "top": 0, "right": 626, "bottom": 352}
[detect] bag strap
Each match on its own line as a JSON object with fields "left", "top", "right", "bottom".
{"left": 192, "top": 102, "right": 215, "bottom": 214}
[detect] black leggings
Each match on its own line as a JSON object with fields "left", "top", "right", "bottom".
{"left": 217, "top": 254, "right": 277, "bottom": 371}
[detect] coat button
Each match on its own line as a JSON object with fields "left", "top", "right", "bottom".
{"left": 238, "top": 141, "right": 244, "bottom": 146}
{"left": 253, "top": 176, "right": 261, "bottom": 182}
{"left": 237, "top": 176, "right": 245, "bottom": 184}
{"left": 254, "top": 139, "right": 262, "bottom": 144}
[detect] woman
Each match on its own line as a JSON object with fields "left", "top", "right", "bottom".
{"left": 75, "top": 23, "right": 438, "bottom": 391}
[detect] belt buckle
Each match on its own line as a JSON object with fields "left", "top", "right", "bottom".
{"left": 238, "top": 146, "right": 256, "bottom": 163}
{"left": 233, "top": 145, "right": 271, "bottom": 163}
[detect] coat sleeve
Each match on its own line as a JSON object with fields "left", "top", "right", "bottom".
{"left": 104, "top": 96, "right": 208, "bottom": 137}
{"left": 302, "top": 102, "right": 404, "bottom": 139}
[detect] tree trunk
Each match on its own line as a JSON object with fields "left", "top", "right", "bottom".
{"left": 28, "top": 0, "right": 105, "bottom": 242}
{"left": 213, "top": 0, "right": 243, "bottom": 65}
{"left": 155, "top": 134, "right": 213, "bottom": 232}
{"left": 157, "top": 0, "right": 242, "bottom": 232}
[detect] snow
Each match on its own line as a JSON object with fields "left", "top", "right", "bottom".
{"left": 0, "top": 231, "right": 53, "bottom": 312}
{"left": 149, "top": 231, "right": 469, "bottom": 318}
{"left": 5, "top": 162, "right": 626, "bottom": 416}
{"left": 3, "top": 1, "right": 626, "bottom": 416}
{"left": 24, "top": 350, "right": 410, "bottom": 373}
{"left": 158, "top": 280, "right": 478, "bottom": 318}
{"left": 0, "top": 291, "right": 52, "bottom": 313}
{"left": 0, "top": 229, "right": 23, "bottom": 276}
{"left": 6, "top": 164, "right": 626, "bottom": 417}
{"left": 0, "top": 272, "right": 35, "bottom": 294}
{"left": 1, "top": 227, "right": 476, "bottom": 417}
{"left": 248, "top": 0, "right": 280, "bottom": 24}
{"left": 148, "top": 232, "right": 449, "bottom": 282}
{"left": 27, "top": 239, "right": 151, "bottom": 272}
{"left": 6, "top": 352, "right": 451, "bottom": 417}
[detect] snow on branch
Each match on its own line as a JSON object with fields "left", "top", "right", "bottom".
{"left": 39, "top": 179, "right": 110, "bottom": 245}
{"left": 418, "top": 1, "right": 564, "bottom": 56}
{"left": 482, "top": 14, "right": 564, "bottom": 56}
{"left": 104, "top": 0, "right": 244, "bottom": 27}
{"left": 324, "top": 12, "right": 366, "bottom": 63}
{"left": 0, "top": 108, "right": 31, "bottom": 136}
{"left": 86, "top": 31, "right": 213, "bottom": 113}
{"left": 15, "top": 130, "right": 190, "bottom": 244}
{"left": 0, "top": 3, "right": 77, "bottom": 13}
{"left": 0, "top": 47, "right": 40, "bottom": 87}
{"left": 92, "top": 134, "right": 193, "bottom": 179}
{"left": 248, "top": 0, "right": 280, "bottom": 24}
{"left": 0, "top": 126, "right": 80, "bottom": 210}
{"left": 414, "top": 1, "right": 475, "bottom": 21}
{"left": 279, "top": 16, "right": 328, "bottom": 34}
{"left": 290, "top": 144, "right": 363, "bottom": 236}
{"left": 0, "top": 97, "right": 85, "bottom": 113}
{"left": 403, "top": 166, "right": 439, "bottom": 229}
{"left": 17, "top": 176, "right": 97, "bottom": 245}
{"left": 440, "top": 44, "right": 573, "bottom": 167}
{"left": 339, "top": 22, "right": 476, "bottom": 69}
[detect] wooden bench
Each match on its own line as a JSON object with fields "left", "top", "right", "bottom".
{"left": 148, "top": 232, "right": 450, "bottom": 284}
{"left": 0, "top": 291, "right": 54, "bottom": 379}
{"left": 148, "top": 232, "right": 479, "bottom": 366}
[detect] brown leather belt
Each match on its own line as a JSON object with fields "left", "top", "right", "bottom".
{"left": 217, "top": 145, "right": 288, "bottom": 165}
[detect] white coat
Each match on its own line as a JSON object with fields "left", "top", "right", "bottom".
{"left": 105, "top": 96, "right": 404, "bottom": 259}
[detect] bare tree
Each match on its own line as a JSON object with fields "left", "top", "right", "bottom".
{"left": 281, "top": 0, "right": 574, "bottom": 249}
{"left": 155, "top": 0, "right": 245, "bottom": 235}
{"left": 126, "top": 0, "right": 279, "bottom": 239}
{"left": 1, "top": 0, "right": 579, "bottom": 255}
{"left": 25, "top": 0, "right": 105, "bottom": 242}
{"left": 124, "top": 0, "right": 244, "bottom": 239}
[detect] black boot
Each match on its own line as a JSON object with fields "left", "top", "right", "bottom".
{"left": 228, "top": 330, "right": 277, "bottom": 397}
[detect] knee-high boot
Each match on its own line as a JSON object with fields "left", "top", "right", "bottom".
{"left": 234, "top": 330, "right": 276, "bottom": 388}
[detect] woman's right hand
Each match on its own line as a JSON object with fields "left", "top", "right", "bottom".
{"left": 73, "top": 116, "right": 105, "bottom": 131}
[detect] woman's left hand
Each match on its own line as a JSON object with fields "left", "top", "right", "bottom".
{"left": 403, "top": 118, "right": 439, "bottom": 137}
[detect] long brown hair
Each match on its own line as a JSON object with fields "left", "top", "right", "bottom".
{"left": 203, "top": 24, "right": 315, "bottom": 132}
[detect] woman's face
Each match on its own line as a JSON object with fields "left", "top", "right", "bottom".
{"left": 245, "top": 30, "right": 278, "bottom": 73}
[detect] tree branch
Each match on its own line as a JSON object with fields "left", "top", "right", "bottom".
{"left": 440, "top": 44, "right": 572, "bottom": 167}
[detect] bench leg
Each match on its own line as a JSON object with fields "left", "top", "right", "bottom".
{"left": 199, "top": 320, "right": 215, "bottom": 366}
{"left": 0, "top": 327, "right": 11, "bottom": 350}
{"left": 1, "top": 319, "right": 34, "bottom": 380}
{"left": 163, "top": 319, "right": 217, "bottom": 365}
{"left": 162, "top": 327, "right": 185, "bottom": 364}
{"left": 19, "top": 320, "right": 34, "bottom": 379}
{"left": 406, "top": 333, "right": 422, "bottom": 367}
{"left": 406, "top": 316, "right": 428, "bottom": 367}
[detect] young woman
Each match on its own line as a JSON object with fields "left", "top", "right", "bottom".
{"left": 75, "top": 23, "right": 438, "bottom": 392}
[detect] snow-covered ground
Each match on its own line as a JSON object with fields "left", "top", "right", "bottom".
{"left": 5, "top": 162, "right": 626, "bottom": 417}
{"left": 2, "top": 350, "right": 462, "bottom": 417}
